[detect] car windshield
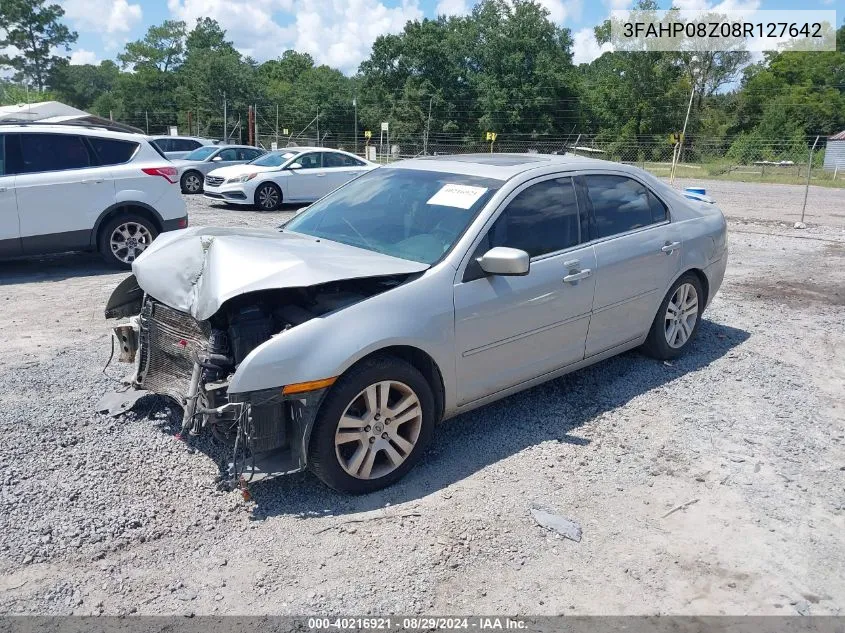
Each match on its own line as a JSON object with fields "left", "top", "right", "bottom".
{"left": 250, "top": 151, "right": 297, "bottom": 167}
{"left": 184, "top": 146, "right": 218, "bottom": 160}
{"left": 284, "top": 168, "right": 503, "bottom": 265}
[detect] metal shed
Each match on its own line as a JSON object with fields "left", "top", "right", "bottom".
{"left": 823, "top": 130, "right": 845, "bottom": 172}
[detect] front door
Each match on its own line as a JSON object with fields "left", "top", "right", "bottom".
{"left": 454, "top": 176, "right": 596, "bottom": 405}
{"left": 0, "top": 134, "right": 22, "bottom": 257}
{"left": 10, "top": 133, "right": 115, "bottom": 254}
{"left": 285, "top": 151, "right": 327, "bottom": 201}
{"left": 580, "top": 173, "right": 682, "bottom": 357}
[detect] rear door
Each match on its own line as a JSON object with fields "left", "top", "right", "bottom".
{"left": 322, "top": 151, "right": 370, "bottom": 189}
{"left": 10, "top": 132, "right": 116, "bottom": 254}
{"left": 0, "top": 134, "right": 22, "bottom": 257}
{"left": 454, "top": 176, "right": 596, "bottom": 405}
{"left": 580, "top": 173, "right": 681, "bottom": 357}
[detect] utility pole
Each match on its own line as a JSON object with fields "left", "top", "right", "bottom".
{"left": 275, "top": 104, "right": 279, "bottom": 148}
{"left": 248, "top": 106, "right": 254, "bottom": 146}
{"left": 187, "top": 111, "right": 193, "bottom": 136}
{"left": 424, "top": 97, "right": 432, "bottom": 156}
{"left": 222, "top": 92, "right": 227, "bottom": 142}
{"left": 316, "top": 106, "right": 320, "bottom": 147}
{"left": 254, "top": 103, "right": 258, "bottom": 147}
{"left": 145, "top": 111, "right": 149, "bottom": 134}
{"left": 353, "top": 98, "right": 358, "bottom": 155}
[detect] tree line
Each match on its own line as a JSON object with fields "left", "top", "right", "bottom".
{"left": 1, "top": 0, "right": 844, "bottom": 163}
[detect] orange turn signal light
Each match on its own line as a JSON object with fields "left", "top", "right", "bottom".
{"left": 282, "top": 376, "right": 337, "bottom": 395}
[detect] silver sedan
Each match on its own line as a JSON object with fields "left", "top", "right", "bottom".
{"left": 105, "top": 153, "right": 727, "bottom": 494}
{"left": 171, "top": 145, "right": 266, "bottom": 194}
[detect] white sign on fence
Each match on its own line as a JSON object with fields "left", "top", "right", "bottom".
{"left": 271, "top": 142, "right": 278, "bottom": 151}
{"left": 168, "top": 126, "right": 178, "bottom": 136}
{"left": 380, "top": 121, "right": 389, "bottom": 132}
{"left": 366, "top": 146, "right": 377, "bottom": 161}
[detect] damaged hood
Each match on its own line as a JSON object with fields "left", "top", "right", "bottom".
{"left": 131, "top": 227, "right": 430, "bottom": 320}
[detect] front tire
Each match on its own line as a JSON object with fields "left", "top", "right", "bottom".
{"left": 98, "top": 213, "right": 158, "bottom": 269}
{"left": 181, "top": 171, "right": 203, "bottom": 194}
{"left": 308, "top": 356, "right": 435, "bottom": 494}
{"left": 254, "top": 183, "right": 282, "bottom": 211}
{"left": 642, "top": 272, "right": 704, "bottom": 360}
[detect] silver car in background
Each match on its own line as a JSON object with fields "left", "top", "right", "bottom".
{"left": 171, "top": 145, "right": 267, "bottom": 194}
{"left": 104, "top": 154, "right": 727, "bottom": 494}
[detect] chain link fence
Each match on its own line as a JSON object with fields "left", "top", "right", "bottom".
{"left": 116, "top": 107, "right": 841, "bottom": 187}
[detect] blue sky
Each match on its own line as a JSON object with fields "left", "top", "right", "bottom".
{"left": 63, "top": 0, "right": 840, "bottom": 73}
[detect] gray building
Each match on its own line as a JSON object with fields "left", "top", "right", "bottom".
{"left": 823, "top": 130, "right": 845, "bottom": 172}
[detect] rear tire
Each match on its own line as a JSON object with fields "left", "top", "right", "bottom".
{"left": 181, "top": 171, "right": 203, "bottom": 194}
{"left": 308, "top": 356, "right": 435, "bottom": 494}
{"left": 642, "top": 272, "right": 704, "bottom": 360}
{"left": 254, "top": 183, "right": 282, "bottom": 211}
{"left": 98, "top": 213, "right": 158, "bottom": 269}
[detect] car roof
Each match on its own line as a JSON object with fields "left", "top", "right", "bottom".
{"left": 386, "top": 153, "right": 619, "bottom": 181}
{"left": 0, "top": 123, "right": 149, "bottom": 142}
{"left": 214, "top": 144, "right": 261, "bottom": 150}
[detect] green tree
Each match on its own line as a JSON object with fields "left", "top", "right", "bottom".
{"left": 118, "top": 20, "right": 186, "bottom": 72}
{"left": 0, "top": 0, "right": 77, "bottom": 90}
{"left": 47, "top": 59, "right": 120, "bottom": 110}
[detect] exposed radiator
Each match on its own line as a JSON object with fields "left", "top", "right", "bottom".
{"left": 137, "top": 299, "right": 210, "bottom": 404}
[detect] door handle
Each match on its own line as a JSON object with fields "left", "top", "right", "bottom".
{"left": 563, "top": 269, "right": 592, "bottom": 283}
{"left": 81, "top": 179, "right": 104, "bottom": 184}
{"left": 316, "top": 173, "right": 327, "bottom": 177}
{"left": 661, "top": 241, "right": 681, "bottom": 254}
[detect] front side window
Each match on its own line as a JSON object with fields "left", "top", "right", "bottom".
{"left": 151, "top": 138, "right": 171, "bottom": 152}
{"left": 217, "top": 148, "right": 238, "bottom": 161}
{"left": 286, "top": 168, "right": 502, "bottom": 265}
{"left": 89, "top": 137, "right": 139, "bottom": 165}
{"left": 173, "top": 139, "right": 201, "bottom": 151}
{"left": 585, "top": 175, "right": 665, "bottom": 238}
{"left": 0, "top": 135, "right": 5, "bottom": 176}
{"left": 296, "top": 152, "right": 322, "bottom": 169}
{"left": 488, "top": 177, "right": 581, "bottom": 258}
{"left": 16, "top": 133, "right": 92, "bottom": 173}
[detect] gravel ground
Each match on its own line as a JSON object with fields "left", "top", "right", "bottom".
{"left": 0, "top": 186, "right": 843, "bottom": 616}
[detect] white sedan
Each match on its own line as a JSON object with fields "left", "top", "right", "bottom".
{"left": 203, "top": 147, "right": 377, "bottom": 210}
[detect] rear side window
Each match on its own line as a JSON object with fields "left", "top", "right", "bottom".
{"left": 324, "top": 152, "right": 364, "bottom": 167}
{"left": 585, "top": 175, "right": 665, "bottom": 238}
{"left": 0, "top": 135, "right": 5, "bottom": 176}
{"left": 150, "top": 138, "right": 170, "bottom": 152}
{"left": 240, "top": 148, "right": 263, "bottom": 161}
{"left": 16, "top": 133, "right": 92, "bottom": 173}
{"left": 489, "top": 177, "right": 581, "bottom": 258}
{"left": 89, "top": 137, "right": 139, "bottom": 165}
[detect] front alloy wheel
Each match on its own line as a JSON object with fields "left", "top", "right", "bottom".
{"left": 334, "top": 381, "right": 423, "bottom": 480}
{"left": 181, "top": 171, "right": 203, "bottom": 194}
{"left": 255, "top": 183, "right": 281, "bottom": 211}
{"left": 308, "top": 356, "right": 435, "bottom": 494}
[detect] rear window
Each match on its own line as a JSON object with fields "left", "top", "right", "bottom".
{"left": 89, "top": 137, "right": 139, "bottom": 165}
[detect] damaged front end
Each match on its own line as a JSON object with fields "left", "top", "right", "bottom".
{"left": 103, "top": 270, "right": 412, "bottom": 486}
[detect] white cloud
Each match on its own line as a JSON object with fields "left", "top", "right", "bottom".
{"left": 168, "top": 0, "right": 422, "bottom": 74}
{"left": 69, "top": 49, "right": 100, "bottom": 65}
{"left": 535, "top": 0, "right": 582, "bottom": 24}
{"left": 603, "top": 0, "right": 632, "bottom": 9}
{"left": 64, "top": 0, "right": 143, "bottom": 34}
{"left": 572, "top": 26, "right": 611, "bottom": 64}
{"left": 435, "top": 0, "right": 469, "bottom": 17}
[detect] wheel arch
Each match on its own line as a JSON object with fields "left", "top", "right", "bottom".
{"left": 92, "top": 202, "right": 164, "bottom": 250}
{"left": 342, "top": 345, "right": 446, "bottom": 424}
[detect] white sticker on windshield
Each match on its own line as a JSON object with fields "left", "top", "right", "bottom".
{"left": 426, "top": 184, "right": 488, "bottom": 209}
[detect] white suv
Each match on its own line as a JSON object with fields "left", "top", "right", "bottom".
{"left": 0, "top": 123, "right": 187, "bottom": 268}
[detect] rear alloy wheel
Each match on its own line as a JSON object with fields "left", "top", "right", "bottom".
{"left": 181, "top": 171, "right": 203, "bottom": 194}
{"left": 308, "top": 356, "right": 435, "bottom": 494}
{"left": 642, "top": 273, "right": 704, "bottom": 360}
{"left": 99, "top": 213, "right": 158, "bottom": 269}
{"left": 254, "top": 183, "right": 281, "bottom": 211}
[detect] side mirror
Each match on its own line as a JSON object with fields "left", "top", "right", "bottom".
{"left": 211, "top": 156, "right": 222, "bottom": 161}
{"left": 478, "top": 247, "right": 530, "bottom": 276}
{"left": 288, "top": 162, "right": 303, "bottom": 170}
